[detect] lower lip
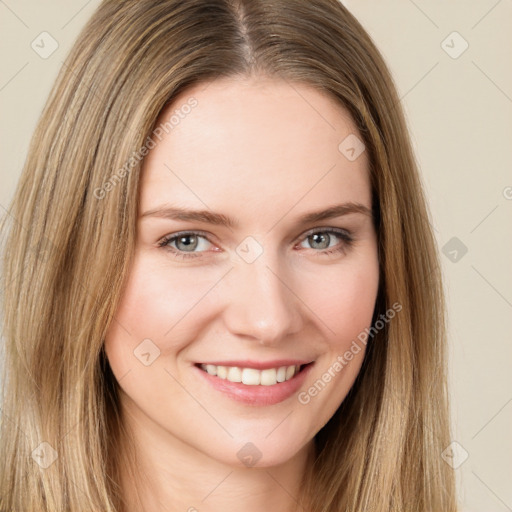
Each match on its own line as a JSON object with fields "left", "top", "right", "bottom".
{"left": 194, "top": 363, "right": 314, "bottom": 406}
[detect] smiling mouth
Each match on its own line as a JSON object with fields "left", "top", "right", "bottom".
{"left": 196, "top": 363, "right": 312, "bottom": 386}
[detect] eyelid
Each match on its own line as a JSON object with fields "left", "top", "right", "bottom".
{"left": 160, "top": 230, "right": 216, "bottom": 244}
{"left": 293, "top": 225, "right": 352, "bottom": 244}
{"left": 157, "top": 230, "right": 217, "bottom": 251}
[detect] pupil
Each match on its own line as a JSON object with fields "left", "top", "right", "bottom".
{"left": 177, "top": 235, "right": 197, "bottom": 251}
{"left": 311, "top": 233, "right": 329, "bottom": 249}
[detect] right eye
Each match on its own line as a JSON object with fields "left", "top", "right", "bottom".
{"left": 158, "top": 231, "right": 217, "bottom": 259}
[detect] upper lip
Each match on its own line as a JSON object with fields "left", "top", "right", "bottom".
{"left": 196, "top": 359, "right": 314, "bottom": 370}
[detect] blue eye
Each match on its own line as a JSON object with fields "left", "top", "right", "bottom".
{"left": 298, "top": 228, "right": 354, "bottom": 256}
{"left": 158, "top": 227, "right": 354, "bottom": 260}
{"left": 158, "top": 231, "right": 212, "bottom": 259}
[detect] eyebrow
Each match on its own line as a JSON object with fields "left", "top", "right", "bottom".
{"left": 140, "top": 202, "right": 372, "bottom": 228}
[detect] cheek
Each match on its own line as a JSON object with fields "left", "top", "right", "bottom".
{"left": 105, "top": 254, "right": 223, "bottom": 357}
{"left": 307, "top": 257, "right": 380, "bottom": 347}
{"left": 293, "top": 261, "right": 379, "bottom": 424}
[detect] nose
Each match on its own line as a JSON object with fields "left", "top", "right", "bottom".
{"left": 221, "top": 251, "right": 304, "bottom": 346}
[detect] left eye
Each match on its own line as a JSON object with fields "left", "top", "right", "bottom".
{"left": 298, "top": 229, "right": 349, "bottom": 251}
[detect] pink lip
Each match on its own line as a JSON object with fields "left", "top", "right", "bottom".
{"left": 197, "top": 359, "right": 312, "bottom": 370}
{"left": 194, "top": 362, "right": 314, "bottom": 406}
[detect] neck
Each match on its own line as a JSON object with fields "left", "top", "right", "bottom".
{"left": 116, "top": 397, "right": 316, "bottom": 512}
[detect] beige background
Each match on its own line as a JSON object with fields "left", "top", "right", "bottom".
{"left": 1, "top": 1, "right": 511, "bottom": 510}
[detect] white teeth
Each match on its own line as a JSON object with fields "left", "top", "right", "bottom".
{"left": 260, "top": 368, "right": 277, "bottom": 386}
{"left": 276, "top": 366, "right": 287, "bottom": 382}
{"left": 200, "top": 364, "right": 301, "bottom": 385}
{"left": 227, "top": 366, "right": 242, "bottom": 382}
{"left": 242, "top": 368, "right": 260, "bottom": 385}
{"left": 205, "top": 364, "right": 217, "bottom": 376}
{"left": 286, "top": 365, "right": 296, "bottom": 380}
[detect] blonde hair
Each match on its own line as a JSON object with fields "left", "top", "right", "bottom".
{"left": 0, "top": 0, "right": 457, "bottom": 510}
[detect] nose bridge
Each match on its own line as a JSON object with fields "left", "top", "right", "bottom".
{"left": 222, "top": 245, "right": 303, "bottom": 344}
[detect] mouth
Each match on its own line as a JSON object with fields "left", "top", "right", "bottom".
{"left": 196, "top": 362, "right": 312, "bottom": 386}
{"left": 193, "top": 361, "right": 315, "bottom": 406}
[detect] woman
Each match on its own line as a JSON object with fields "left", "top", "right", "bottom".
{"left": 0, "top": 0, "right": 457, "bottom": 510}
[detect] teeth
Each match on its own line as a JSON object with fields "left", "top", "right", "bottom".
{"left": 285, "top": 365, "right": 296, "bottom": 380}
{"left": 205, "top": 364, "right": 217, "bottom": 376}
{"left": 242, "top": 368, "right": 260, "bottom": 385}
{"left": 260, "top": 368, "right": 277, "bottom": 386}
{"left": 200, "top": 364, "right": 301, "bottom": 385}
{"left": 227, "top": 366, "right": 242, "bottom": 382}
{"left": 276, "top": 366, "right": 287, "bottom": 382}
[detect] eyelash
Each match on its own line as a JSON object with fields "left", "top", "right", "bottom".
{"left": 157, "top": 228, "right": 354, "bottom": 260}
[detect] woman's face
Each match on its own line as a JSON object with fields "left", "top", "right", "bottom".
{"left": 105, "top": 76, "right": 379, "bottom": 468}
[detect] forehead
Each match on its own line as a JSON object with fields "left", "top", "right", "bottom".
{"left": 139, "top": 77, "right": 371, "bottom": 224}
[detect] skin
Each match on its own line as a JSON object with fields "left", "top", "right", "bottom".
{"left": 104, "top": 75, "right": 380, "bottom": 512}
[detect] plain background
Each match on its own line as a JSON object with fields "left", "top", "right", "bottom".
{"left": 0, "top": 1, "right": 511, "bottom": 510}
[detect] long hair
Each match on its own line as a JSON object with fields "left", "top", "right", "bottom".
{"left": 0, "top": 1, "right": 457, "bottom": 510}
